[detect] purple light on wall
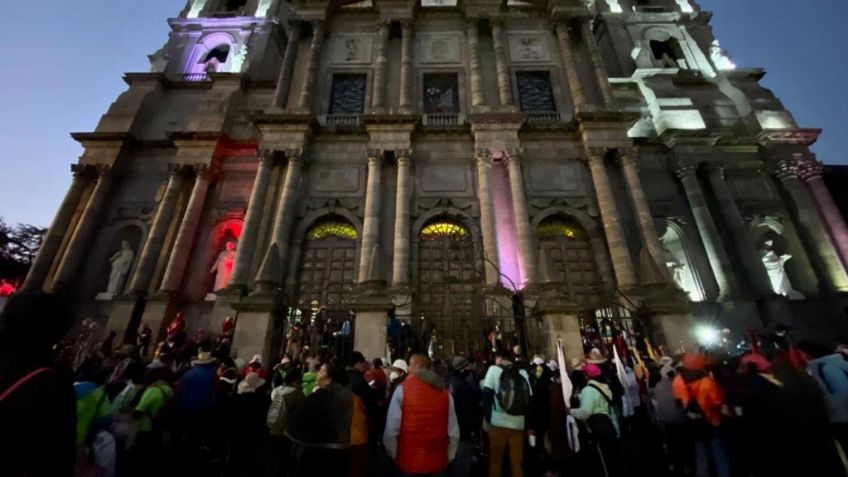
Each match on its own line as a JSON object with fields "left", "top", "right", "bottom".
{"left": 490, "top": 158, "right": 523, "bottom": 290}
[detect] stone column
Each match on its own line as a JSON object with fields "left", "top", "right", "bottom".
{"left": 506, "top": 149, "right": 536, "bottom": 285}
{"left": 296, "top": 21, "right": 324, "bottom": 114}
{"left": 555, "top": 22, "right": 587, "bottom": 110}
{"left": 51, "top": 166, "right": 113, "bottom": 291}
{"left": 798, "top": 158, "right": 848, "bottom": 271}
{"left": 466, "top": 21, "right": 487, "bottom": 111}
{"left": 586, "top": 151, "right": 637, "bottom": 289}
{"left": 475, "top": 151, "right": 500, "bottom": 286}
{"left": 399, "top": 20, "right": 414, "bottom": 114}
{"left": 618, "top": 151, "right": 666, "bottom": 277}
{"left": 359, "top": 150, "right": 383, "bottom": 283}
{"left": 674, "top": 162, "right": 737, "bottom": 299}
{"left": 706, "top": 165, "right": 774, "bottom": 296}
{"left": 580, "top": 21, "right": 615, "bottom": 106}
{"left": 270, "top": 21, "right": 301, "bottom": 109}
{"left": 128, "top": 166, "right": 185, "bottom": 295}
{"left": 21, "top": 166, "right": 90, "bottom": 292}
{"left": 230, "top": 152, "right": 276, "bottom": 289}
{"left": 269, "top": 150, "right": 303, "bottom": 278}
{"left": 159, "top": 166, "right": 213, "bottom": 293}
{"left": 371, "top": 20, "right": 391, "bottom": 113}
{"left": 773, "top": 159, "right": 848, "bottom": 291}
{"left": 391, "top": 149, "right": 412, "bottom": 287}
{"left": 491, "top": 20, "right": 514, "bottom": 109}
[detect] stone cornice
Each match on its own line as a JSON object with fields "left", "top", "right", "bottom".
{"left": 757, "top": 128, "right": 821, "bottom": 147}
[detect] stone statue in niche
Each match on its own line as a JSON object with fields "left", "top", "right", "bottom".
{"left": 204, "top": 57, "right": 220, "bottom": 73}
{"left": 148, "top": 43, "right": 171, "bottom": 73}
{"left": 106, "top": 241, "right": 135, "bottom": 294}
{"left": 710, "top": 40, "right": 736, "bottom": 71}
{"left": 760, "top": 239, "right": 802, "bottom": 298}
{"left": 662, "top": 245, "right": 686, "bottom": 291}
{"left": 210, "top": 241, "right": 237, "bottom": 291}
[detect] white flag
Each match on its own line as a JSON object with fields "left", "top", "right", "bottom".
{"left": 556, "top": 340, "right": 573, "bottom": 409}
{"left": 613, "top": 345, "right": 634, "bottom": 417}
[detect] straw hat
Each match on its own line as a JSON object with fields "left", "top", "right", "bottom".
{"left": 390, "top": 359, "right": 409, "bottom": 374}
{"left": 237, "top": 372, "right": 266, "bottom": 394}
{"left": 586, "top": 348, "right": 607, "bottom": 364}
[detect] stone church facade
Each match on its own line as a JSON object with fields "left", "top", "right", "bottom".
{"left": 21, "top": 0, "right": 848, "bottom": 363}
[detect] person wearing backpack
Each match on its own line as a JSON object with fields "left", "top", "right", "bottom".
{"left": 672, "top": 354, "right": 730, "bottom": 477}
{"left": 482, "top": 350, "right": 532, "bottom": 477}
{"left": 801, "top": 341, "right": 848, "bottom": 455}
{"left": 266, "top": 368, "right": 305, "bottom": 477}
{"left": 570, "top": 363, "right": 621, "bottom": 477}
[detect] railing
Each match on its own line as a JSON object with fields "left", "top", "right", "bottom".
{"left": 422, "top": 113, "right": 464, "bottom": 127}
{"left": 320, "top": 114, "right": 361, "bottom": 127}
{"left": 524, "top": 111, "right": 564, "bottom": 125}
{"left": 182, "top": 72, "right": 210, "bottom": 83}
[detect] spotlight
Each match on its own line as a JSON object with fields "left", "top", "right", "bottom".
{"left": 695, "top": 325, "right": 720, "bottom": 347}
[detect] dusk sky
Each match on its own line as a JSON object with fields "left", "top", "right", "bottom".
{"left": 1, "top": 1, "right": 846, "bottom": 227}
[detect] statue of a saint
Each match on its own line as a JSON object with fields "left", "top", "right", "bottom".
{"left": 210, "top": 241, "right": 237, "bottom": 291}
{"left": 106, "top": 241, "right": 134, "bottom": 294}
{"left": 662, "top": 246, "right": 686, "bottom": 291}
{"left": 760, "top": 239, "right": 801, "bottom": 298}
{"left": 710, "top": 40, "right": 736, "bottom": 71}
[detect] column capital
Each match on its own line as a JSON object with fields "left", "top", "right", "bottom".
{"left": 92, "top": 164, "right": 112, "bottom": 178}
{"left": 465, "top": 19, "right": 479, "bottom": 33}
{"left": 399, "top": 19, "right": 413, "bottom": 30}
{"left": 285, "top": 148, "right": 304, "bottom": 165}
{"left": 673, "top": 161, "right": 696, "bottom": 180}
{"left": 704, "top": 162, "right": 726, "bottom": 180}
{"left": 797, "top": 158, "right": 824, "bottom": 182}
{"left": 367, "top": 149, "right": 383, "bottom": 166}
{"left": 474, "top": 149, "right": 492, "bottom": 167}
{"left": 377, "top": 18, "right": 392, "bottom": 28}
{"left": 615, "top": 149, "right": 637, "bottom": 168}
{"left": 193, "top": 164, "right": 218, "bottom": 182}
{"left": 167, "top": 163, "right": 187, "bottom": 177}
{"left": 257, "top": 149, "right": 278, "bottom": 166}
{"left": 395, "top": 148, "right": 412, "bottom": 163}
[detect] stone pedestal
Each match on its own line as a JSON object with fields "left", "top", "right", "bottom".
{"left": 535, "top": 292, "right": 583, "bottom": 363}
{"left": 650, "top": 312, "right": 697, "bottom": 355}
{"left": 211, "top": 289, "right": 242, "bottom": 339}
{"left": 231, "top": 295, "right": 279, "bottom": 366}
{"left": 351, "top": 287, "right": 393, "bottom": 361}
{"left": 136, "top": 296, "right": 177, "bottom": 345}
{"left": 105, "top": 297, "right": 143, "bottom": 344}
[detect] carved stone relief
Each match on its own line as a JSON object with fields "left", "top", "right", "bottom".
{"left": 527, "top": 163, "right": 579, "bottom": 193}
{"left": 508, "top": 34, "right": 552, "bottom": 63}
{"left": 330, "top": 35, "right": 374, "bottom": 65}
{"left": 418, "top": 34, "right": 462, "bottom": 64}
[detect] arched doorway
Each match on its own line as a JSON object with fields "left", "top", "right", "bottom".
{"left": 537, "top": 216, "right": 602, "bottom": 304}
{"left": 293, "top": 218, "right": 358, "bottom": 317}
{"left": 415, "top": 219, "right": 484, "bottom": 357}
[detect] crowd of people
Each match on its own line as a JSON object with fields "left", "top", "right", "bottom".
{"left": 3, "top": 292, "right": 848, "bottom": 477}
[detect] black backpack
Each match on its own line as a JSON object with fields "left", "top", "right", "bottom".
{"left": 585, "top": 383, "right": 618, "bottom": 441}
{"left": 496, "top": 365, "right": 532, "bottom": 416}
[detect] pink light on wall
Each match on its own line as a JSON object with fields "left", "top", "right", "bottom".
{"left": 490, "top": 156, "right": 523, "bottom": 290}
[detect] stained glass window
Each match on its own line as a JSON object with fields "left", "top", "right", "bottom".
{"left": 423, "top": 73, "right": 459, "bottom": 114}
{"left": 516, "top": 71, "right": 556, "bottom": 112}
{"left": 420, "top": 221, "right": 468, "bottom": 240}
{"left": 308, "top": 221, "right": 358, "bottom": 240}
{"left": 329, "top": 74, "right": 367, "bottom": 114}
{"left": 536, "top": 219, "right": 586, "bottom": 241}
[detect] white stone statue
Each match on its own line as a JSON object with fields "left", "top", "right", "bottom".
{"left": 148, "top": 44, "right": 171, "bottom": 73}
{"left": 760, "top": 239, "right": 801, "bottom": 298}
{"left": 210, "top": 241, "right": 237, "bottom": 291}
{"left": 662, "top": 246, "right": 686, "bottom": 291}
{"left": 106, "top": 241, "right": 135, "bottom": 294}
{"left": 710, "top": 40, "right": 736, "bottom": 71}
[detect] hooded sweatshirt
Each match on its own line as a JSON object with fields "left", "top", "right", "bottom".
{"left": 383, "top": 369, "right": 460, "bottom": 474}
{"left": 807, "top": 353, "right": 848, "bottom": 424}
{"left": 672, "top": 368, "right": 724, "bottom": 427}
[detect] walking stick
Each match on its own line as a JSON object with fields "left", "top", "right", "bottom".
{"left": 597, "top": 442, "right": 610, "bottom": 477}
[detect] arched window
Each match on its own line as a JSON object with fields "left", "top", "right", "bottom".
{"left": 420, "top": 221, "right": 468, "bottom": 240}
{"left": 537, "top": 217, "right": 601, "bottom": 301}
{"left": 650, "top": 39, "right": 687, "bottom": 68}
{"left": 308, "top": 221, "right": 359, "bottom": 240}
{"left": 221, "top": 0, "right": 248, "bottom": 12}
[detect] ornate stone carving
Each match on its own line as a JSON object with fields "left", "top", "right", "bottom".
{"left": 419, "top": 34, "right": 462, "bottom": 64}
{"left": 508, "top": 34, "right": 551, "bottom": 62}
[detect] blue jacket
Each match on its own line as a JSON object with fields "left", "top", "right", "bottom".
{"left": 178, "top": 362, "right": 217, "bottom": 416}
{"left": 808, "top": 354, "right": 848, "bottom": 424}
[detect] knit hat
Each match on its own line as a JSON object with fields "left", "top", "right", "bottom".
{"left": 237, "top": 372, "right": 266, "bottom": 394}
{"left": 584, "top": 363, "right": 602, "bottom": 379}
{"left": 451, "top": 356, "right": 470, "bottom": 371}
{"left": 587, "top": 348, "right": 607, "bottom": 364}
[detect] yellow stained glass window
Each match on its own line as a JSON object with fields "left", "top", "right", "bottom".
{"left": 537, "top": 220, "right": 585, "bottom": 240}
{"left": 308, "top": 221, "right": 358, "bottom": 240}
{"left": 420, "top": 221, "right": 468, "bottom": 240}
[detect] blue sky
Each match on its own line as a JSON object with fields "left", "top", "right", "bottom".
{"left": 1, "top": 0, "right": 845, "bottom": 227}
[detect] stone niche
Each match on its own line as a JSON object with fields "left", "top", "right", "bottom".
{"left": 418, "top": 34, "right": 462, "bottom": 65}
{"left": 329, "top": 35, "right": 374, "bottom": 65}
{"left": 507, "top": 33, "right": 552, "bottom": 63}
{"left": 526, "top": 162, "right": 581, "bottom": 195}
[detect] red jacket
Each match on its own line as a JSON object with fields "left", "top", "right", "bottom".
{"left": 397, "top": 374, "right": 450, "bottom": 474}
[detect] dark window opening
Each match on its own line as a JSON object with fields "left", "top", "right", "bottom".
{"left": 423, "top": 73, "right": 460, "bottom": 114}
{"left": 202, "top": 45, "right": 230, "bottom": 64}
{"left": 222, "top": 0, "right": 248, "bottom": 12}
{"left": 329, "top": 74, "right": 367, "bottom": 114}
{"left": 516, "top": 71, "right": 556, "bottom": 112}
{"left": 650, "top": 39, "right": 686, "bottom": 68}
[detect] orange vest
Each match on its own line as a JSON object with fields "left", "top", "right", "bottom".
{"left": 351, "top": 394, "right": 368, "bottom": 446}
{"left": 396, "top": 375, "right": 450, "bottom": 474}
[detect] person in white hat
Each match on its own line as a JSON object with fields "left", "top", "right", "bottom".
{"left": 388, "top": 359, "right": 409, "bottom": 398}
